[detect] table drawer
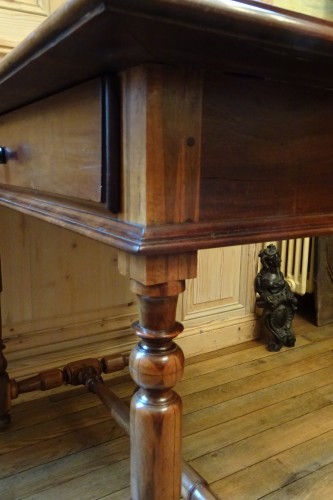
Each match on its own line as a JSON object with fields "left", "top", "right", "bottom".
{"left": 0, "top": 79, "right": 103, "bottom": 202}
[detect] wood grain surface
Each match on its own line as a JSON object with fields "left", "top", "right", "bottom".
{"left": 0, "top": 79, "right": 103, "bottom": 202}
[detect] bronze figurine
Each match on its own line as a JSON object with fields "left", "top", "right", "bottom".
{"left": 255, "top": 244, "right": 297, "bottom": 351}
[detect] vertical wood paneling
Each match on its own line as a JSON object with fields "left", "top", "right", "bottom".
{"left": 0, "top": 206, "right": 136, "bottom": 346}
{"left": 0, "top": 208, "right": 32, "bottom": 325}
{"left": 27, "top": 220, "right": 133, "bottom": 319}
{"left": 193, "top": 247, "right": 241, "bottom": 305}
{"left": 183, "top": 244, "right": 258, "bottom": 320}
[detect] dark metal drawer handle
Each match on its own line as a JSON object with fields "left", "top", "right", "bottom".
{"left": 0, "top": 147, "right": 7, "bottom": 164}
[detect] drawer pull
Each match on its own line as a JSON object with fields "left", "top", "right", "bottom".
{"left": 0, "top": 147, "right": 7, "bottom": 164}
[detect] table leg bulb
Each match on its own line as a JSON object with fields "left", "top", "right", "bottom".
{"left": 129, "top": 280, "right": 185, "bottom": 499}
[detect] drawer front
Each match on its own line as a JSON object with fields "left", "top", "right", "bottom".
{"left": 0, "top": 79, "right": 103, "bottom": 202}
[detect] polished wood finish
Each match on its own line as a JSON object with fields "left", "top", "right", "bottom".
{"left": 1, "top": 1, "right": 333, "bottom": 498}
{"left": 200, "top": 72, "right": 333, "bottom": 227}
{"left": 101, "top": 352, "right": 130, "bottom": 374}
{"left": 129, "top": 280, "right": 185, "bottom": 499}
{"left": 88, "top": 376, "right": 131, "bottom": 435}
{"left": 118, "top": 252, "right": 197, "bottom": 286}
{"left": 120, "top": 64, "right": 202, "bottom": 226}
{"left": 10, "top": 368, "right": 64, "bottom": 399}
{"left": 8, "top": 347, "right": 217, "bottom": 498}
{"left": 9, "top": 351, "right": 131, "bottom": 400}
{"left": 0, "top": 1, "right": 333, "bottom": 254}
{"left": 182, "top": 461, "right": 217, "bottom": 500}
{"left": 0, "top": 79, "right": 103, "bottom": 202}
{"left": 1, "top": 0, "right": 333, "bottom": 116}
{"left": 89, "top": 372, "right": 217, "bottom": 499}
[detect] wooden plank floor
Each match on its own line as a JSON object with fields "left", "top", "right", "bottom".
{"left": 2, "top": 314, "right": 333, "bottom": 499}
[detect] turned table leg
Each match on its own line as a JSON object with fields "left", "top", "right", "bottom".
{"left": 129, "top": 280, "right": 185, "bottom": 500}
{"left": 0, "top": 262, "right": 10, "bottom": 429}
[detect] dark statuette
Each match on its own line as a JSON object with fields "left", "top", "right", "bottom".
{"left": 255, "top": 244, "right": 297, "bottom": 352}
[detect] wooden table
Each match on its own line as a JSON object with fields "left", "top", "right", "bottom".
{"left": 1, "top": 1, "right": 333, "bottom": 498}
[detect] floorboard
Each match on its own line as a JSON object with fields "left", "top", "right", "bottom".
{"left": 2, "top": 315, "right": 333, "bottom": 499}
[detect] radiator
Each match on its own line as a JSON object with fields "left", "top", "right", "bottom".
{"left": 261, "top": 238, "right": 315, "bottom": 295}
